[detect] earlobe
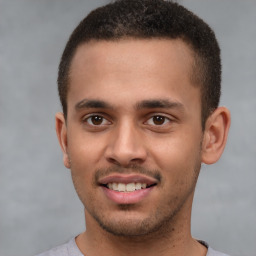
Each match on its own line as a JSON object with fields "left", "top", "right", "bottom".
{"left": 55, "top": 112, "right": 71, "bottom": 169}
{"left": 201, "top": 107, "right": 231, "bottom": 164}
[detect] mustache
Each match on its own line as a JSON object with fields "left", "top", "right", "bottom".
{"left": 94, "top": 164, "right": 162, "bottom": 184}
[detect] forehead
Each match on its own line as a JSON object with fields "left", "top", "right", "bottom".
{"left": 70, "top": 38, "right": 194, "bottom": 81}
{"left": 68, "top": 39, "right": 199, "bottom": 112}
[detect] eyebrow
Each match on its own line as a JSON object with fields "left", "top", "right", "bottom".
{"left": 75, "top": 99, "right": 113, "bottom": 110}
{"left": 75, "top": 98, "right": 184, "bottom": 111}
{"left": 135, "top": 99, "right": 184, "bottom": 111}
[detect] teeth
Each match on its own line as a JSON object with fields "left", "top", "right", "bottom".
{"left": 126, "top": 183, "right": 135, "bottom": 192}
{"left": 112, "top": 183, "right": 118, "bottom": 190}
{"left": 117, "top": 183, "right": 126, "bottom": 192}
{"left": 135, "top": 183, "right": 142, "bottom": 190}
{"left": 107, "top": 182, "right": 148, "bottom": 192}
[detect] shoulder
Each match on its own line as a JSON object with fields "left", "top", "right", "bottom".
{"left": 35, "top": 238, "right": 83, "bottom": 256}
{"left": 35, "top": 243, "right": 69, "bottom": 256}
{"left": 199, "top": 240, "right": 230, "bottom": 256}
{"left": 207, "top": 247, "right": 230, "bottom": 256}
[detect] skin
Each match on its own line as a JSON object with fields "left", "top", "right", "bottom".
{"left": 56, "top": 39, "right": 230, "bottom": 256}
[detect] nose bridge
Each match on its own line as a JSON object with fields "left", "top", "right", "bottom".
{"left": 105, "top": 118, "right": 147, "bottom": 166}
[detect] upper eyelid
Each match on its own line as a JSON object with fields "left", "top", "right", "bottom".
{"left": 145, "top": 115, "right": 171, "bottom": 124}
{"left": 81, "top": 113, "right": 112, "bottom": 125}
{"left": 82, "top": 112, "right": 111, "bottom": 120}
{"left": 82, "top": 115, "right": 112, "bottom": 128}
{"left": 144, "top": 112, "right": 175, "bottom": 120}
{"left": 81, "top": 112, "right": 175, "bottom": 123}
{"left": 148, "top": 115, "right": 171, "bottom": 120}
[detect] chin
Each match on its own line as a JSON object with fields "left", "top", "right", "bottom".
{"left": 99, "top": 218, "right": 159, "bottom": 237}
{"left": 90, "top": 206, "right": 177, "bottom": 238}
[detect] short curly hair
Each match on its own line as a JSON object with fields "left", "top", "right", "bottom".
{"left": 58, "top": 0, "right": 221, "bottom": 128}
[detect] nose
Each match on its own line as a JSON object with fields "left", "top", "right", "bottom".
{"left": 104, "top": 121, "right": 147, "bottom": 167}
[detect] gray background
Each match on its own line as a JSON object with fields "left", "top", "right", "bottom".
{"left": 0, "top": 0, "right": 255, "bottom": 256}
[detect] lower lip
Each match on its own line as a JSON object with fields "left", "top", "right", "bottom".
{"left": 101, "top": 186, "right": 154, "bottom": 204}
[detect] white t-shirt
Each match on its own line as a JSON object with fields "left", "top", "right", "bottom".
{"left": 35, "top": 238, "right": 230, "bottom": 256}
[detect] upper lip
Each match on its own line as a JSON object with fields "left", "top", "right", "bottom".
{"left": 98, "top": 174, "right": 158, "bottom": 186}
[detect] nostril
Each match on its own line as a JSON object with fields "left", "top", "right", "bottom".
{"left": 130, "top": 158, "right": 145, "bottom": 165}
{"left": 106, "top": 157, "right": 120, "bottom": 165}
{"left": 106, "top": 156, "right": 144, "bottom": 167}
{"left": 104, "top": 140, "right": 147, "bottom": 166}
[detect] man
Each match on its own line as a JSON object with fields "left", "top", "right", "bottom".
{"left": 37, "top": 0, "right": 231, "bottom": 255}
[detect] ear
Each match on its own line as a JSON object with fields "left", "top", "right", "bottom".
{"left": 201, "top": 107, "right": 231, "bottom": 164}
{"left": 55, "top": 112, "right": 71, "bottom": 169}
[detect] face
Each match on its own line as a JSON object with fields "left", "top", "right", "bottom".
{"left": 58, "top": 39, "right": 204, "bottom": 237}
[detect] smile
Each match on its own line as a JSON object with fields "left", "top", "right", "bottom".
{"left": 105, "top": 182, "right": 155, "bottom": 192}
{"left": 98, "top": 174, "right": 158, "bottom": 204}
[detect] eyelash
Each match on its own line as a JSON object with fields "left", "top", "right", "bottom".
{"left": 82, "top": 113, "right": 173, "bottom": 130}
{"left": 83, "top": 114, "right": 111, "bottom": 126}
{"left": 145, "top": 115, "right": 171, "bottom": 126}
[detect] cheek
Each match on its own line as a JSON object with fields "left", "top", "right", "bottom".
{"left": 150, "top": 137, "right": 202, "bottom": 206}
{"left": 67, "top": 130, "right": 106, "bottom": 167}
{"left": 68, "top": 138, "right": 99, "bottom": 200}
{"left": 70, "top": 169, "right": 96, "bottom": 211}
{"left": 67, "top": 145, "right": 95, "bottom": 189}
{"left": 148, "top": 132, "right": 202, "bottom": 178}
{"left": 67, "top": 132, "right": 110, "bottom": 197}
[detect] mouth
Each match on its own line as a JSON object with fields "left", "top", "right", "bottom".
{"left": 98, "top": 174, "right": 158, "bottom": 204}
{"left": 101, "top": 182, "right": 156, "bottom": 192}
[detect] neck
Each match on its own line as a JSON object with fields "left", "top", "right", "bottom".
{"left": 76, "top": 199, "right": 207, "bottom": 256}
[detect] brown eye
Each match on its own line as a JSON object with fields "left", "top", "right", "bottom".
{"left": 145, "top": 115, "right": 171, "bottom": 127}
{"left": 91, "top": 116, "right": 103, "bottom": 125}
{"left": 85, "top": 115, "right": 110, "bottom": 126}
{"left": 152, "top": 116, "right": 166, "bottom": 125}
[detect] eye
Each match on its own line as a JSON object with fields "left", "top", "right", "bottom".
{"left": 84, "top": 115, "right": 111, "bottom": 126}
{"left": 146, "top": 115, "right": 171, "bottom": 126}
